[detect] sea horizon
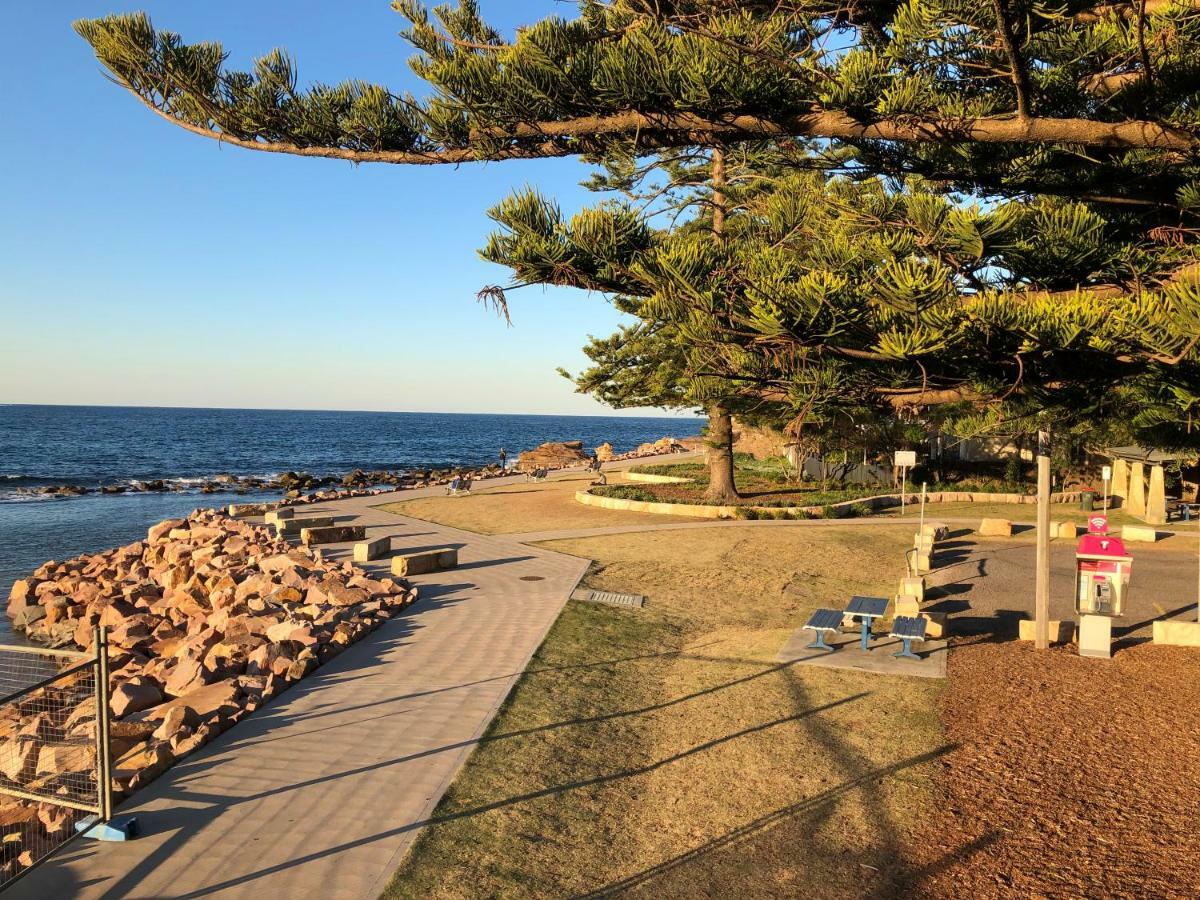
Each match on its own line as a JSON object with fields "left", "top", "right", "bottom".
{"left": 1, "top": 401, "right": 704, "bottom": 419}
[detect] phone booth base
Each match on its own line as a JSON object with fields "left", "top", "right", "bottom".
{"left": 1079, "top": 614, "right": 1113, "bottom": 659}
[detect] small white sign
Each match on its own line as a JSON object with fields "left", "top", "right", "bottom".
{"left": 894, "top": 450, "right": 917, "bottom": 468}
{"left": 1102, "top": 465, "right": 1112, "bottom": 481}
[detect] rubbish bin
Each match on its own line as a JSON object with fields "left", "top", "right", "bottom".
{"left": 1080, "top": 490, "right": 1096, "bottom": 511}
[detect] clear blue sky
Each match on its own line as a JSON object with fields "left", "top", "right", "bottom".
{"left": 0, "top": 1, "right": 695, "bottom": 418}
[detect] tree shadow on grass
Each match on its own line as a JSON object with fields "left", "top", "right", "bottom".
{"left": 85, "top": 695, "right": 872, "bottom": 899}
{"left": 572, "top": 745, "right": 958, "bottom": 899}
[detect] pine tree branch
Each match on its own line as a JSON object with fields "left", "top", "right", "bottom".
{"left": 130, "top": 96, "right": 1200, "bottom": 163}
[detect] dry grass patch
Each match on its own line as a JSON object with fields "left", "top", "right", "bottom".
{"left": 385, "top": 526, "right": 946, "bottom": 899}
{"left": 376, "top": 473, "right": 706, "bottom": 534}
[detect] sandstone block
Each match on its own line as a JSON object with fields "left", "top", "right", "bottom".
{"left": 353, "top": 536, "right": 391, "bottom": 562}
{"left": 147, "top": 519, "right": 186, "bottom": 543}
{"left": 275, "top": 517, "right": 334, "bottom": 537}
{"left": 1121, "top": 524, "right": 1158, "bottom": 543}
{"left": 919, "top": 611, "right": 948, "bottom": 639}
{"left": 894, "top": 595, "right": 921, "bottom": 618}
{"left": 1018, "top": 618, "right": 1075, "bottom": 644}
{"left": 978, "top": 518, "right": 1013, "bottom": 537}
{"left": 300, "top": 525, "right": 367, "bottom": 547}
{"left": 1152, "top": 619, "right": 1200, "bottom": 647}
{"left": 391, "top": 547, "right": 458, "bottom": 576}
{"left": 264, "top": 508, "right": 295, "bottom": 525}
{"left": 228, "top": 503, "right": 276, "bottom": 518}
{"left": 898, "top": 577, "right": 925, "bottom": 602}
{"left": 111, "top": 678, "right": 163, "bottom": 718}
{"left": 1052, "top": 521, "right": 1078, "bottom": 539}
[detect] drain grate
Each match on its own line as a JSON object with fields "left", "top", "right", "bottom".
{"left": 584, "top": 590, "right": 646, "bottom": 609}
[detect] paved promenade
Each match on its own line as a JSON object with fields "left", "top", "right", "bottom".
{"left": 13, "top": 483, "right": 590, "bottom": 899}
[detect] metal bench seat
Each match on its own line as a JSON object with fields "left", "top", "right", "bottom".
{"left": 890, "top": 615, "right": 929, "bottom": 660}
{"left": 802, "top": 608, "right": 844, "bottom": 652}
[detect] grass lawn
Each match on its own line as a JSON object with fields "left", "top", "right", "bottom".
{"left": 383, "top": 526, "right": 946, "bottom": 898}
{"left": 376, "top": 472, "right": 708, "bottom": 534}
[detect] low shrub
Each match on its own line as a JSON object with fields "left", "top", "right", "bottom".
{"left": 591, "top": 485, "right": 660, "bottom": 503}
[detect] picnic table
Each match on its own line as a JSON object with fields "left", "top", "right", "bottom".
{"left": 844, "top": 596, "right": 890, "bottom": 651}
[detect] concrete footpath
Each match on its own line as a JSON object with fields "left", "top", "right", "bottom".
{"left": 11, "top": 484, "right": 591, "bottom": 899}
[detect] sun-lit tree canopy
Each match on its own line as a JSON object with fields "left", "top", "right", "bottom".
{"left": 76, "top": 1, "right": 1200, "bottom": 183}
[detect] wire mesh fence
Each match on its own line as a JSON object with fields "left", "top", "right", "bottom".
{"left": 0, "top": 631, "right": 110, "bottom": 888}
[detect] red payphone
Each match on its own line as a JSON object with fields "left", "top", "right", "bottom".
{"left": 1075, "top": 514, "right": 1132, "bottom": 658}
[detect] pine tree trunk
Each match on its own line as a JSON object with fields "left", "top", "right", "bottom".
{"left": 705, "top": 402, "right": 739, "bottom": 502}
{"left": 703, "top": 147, "right": 738, "bottom": 504}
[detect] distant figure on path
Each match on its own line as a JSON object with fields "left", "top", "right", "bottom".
{"left": 499, "top": 447, "right": 508, "bottom": 470}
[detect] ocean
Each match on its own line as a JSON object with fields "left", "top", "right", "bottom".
{"left": 0, "top": 404, "right": 701, "bottom": 598}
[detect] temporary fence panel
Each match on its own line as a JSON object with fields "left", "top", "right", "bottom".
{"left": 0, "top": 627, "right": 112, "bottom": 889}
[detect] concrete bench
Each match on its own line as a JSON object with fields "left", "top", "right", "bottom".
{"left": 275, "top": 516, "right": 334, "bottom": 537}
{"left": 353, "top": 536, "right": 391, "bottom": 562}
{"left": 264, "top": 508, "right": 294, "bottom": 525}
{"left": 300, "top": 525, "right": 367, "bottom": 546}
{"left": 978, "top": 518, "right": 1013, "bottom": 537}
{"left": 391, "top": 547, "right": 459, "bottom": 577}
{"left": 1121, "top": 524, "right": 1158, "bottom": 543}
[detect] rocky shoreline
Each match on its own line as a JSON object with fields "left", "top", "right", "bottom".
{"left": 12, "top": 435, "right": 701, "bottom": 500}
{"left": 0, "top": 509, "right": 416, "bottom": 875}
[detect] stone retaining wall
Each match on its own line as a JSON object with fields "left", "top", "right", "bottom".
{"left": 576, "top": 489, "right": 1083, "bottom": 519}
{"left": 622, "top": 472, "right": 695, "bottom": 484}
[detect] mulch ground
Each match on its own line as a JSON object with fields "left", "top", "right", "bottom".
{"left": 905, "top": 638, "right": 1200, "bottom": 899}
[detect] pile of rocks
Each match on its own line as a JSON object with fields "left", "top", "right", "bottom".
{"left": 4, "top": 509, "right": 416, "bottom": 807}
{"left": 516, "top": 441, "right": 592, "bottom": 471}
{"left": 609, "top": 436, "right": 698, "bottom": 461}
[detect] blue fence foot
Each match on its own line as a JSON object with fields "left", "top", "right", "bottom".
{"left": 75, "top": 814, "right": 139, "bottom": 841}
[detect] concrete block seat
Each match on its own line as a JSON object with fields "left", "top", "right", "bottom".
{"left": 1121, "top": 524, "right": 1158, "bottom": 543}
{"left": 978, "top": 518, "right": 1013, "bottom": 537}
{"left": 275, "top": 516, "right": 334, "bottom": 537}
{"left": 392, "top": 547, "right": 459, "bottom": 577}
{"left": 1153, "top": 619, "right": 1200, "bottom": 647}
{"left": 300, "top": 524, "right": 367, "bottom": 546}
{"left": 353, "top": 536, "right": 391, "bottom": 562}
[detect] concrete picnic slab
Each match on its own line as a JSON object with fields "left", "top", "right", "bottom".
{"left": 778, "top": 628, "right": 948, "bottom": 679}
{"left": 10, "top": 495, "right": 589, "bottom": 900}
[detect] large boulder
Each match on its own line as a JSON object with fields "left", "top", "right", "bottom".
{"left": 517, "top": 440, "right": 590, "bottom": 471}
{"left": 111, "top": 677, "right": 164, "bottom": 718}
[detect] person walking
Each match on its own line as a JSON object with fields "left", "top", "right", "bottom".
{"left": 499, "top": 447, "right": 508, "bottom": 471}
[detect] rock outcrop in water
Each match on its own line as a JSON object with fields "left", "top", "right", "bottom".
{"left": 4, "top": 510, "right": 415, "bottom": 807}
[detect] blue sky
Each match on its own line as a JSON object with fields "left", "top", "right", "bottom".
{"left": 0, "top": 1, "right": 695, "bottom": 418}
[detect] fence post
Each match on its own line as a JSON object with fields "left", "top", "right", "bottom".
{"left": 93, "top": 625, "right": 114, "bottom": 822}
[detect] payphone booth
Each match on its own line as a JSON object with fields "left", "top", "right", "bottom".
{"left": 1075, "top": 514, "right": 1132, "bottom": 658}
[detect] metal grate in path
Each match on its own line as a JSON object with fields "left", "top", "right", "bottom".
{"left": 584, "top": 590, "right": 646, "bottom": 609}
